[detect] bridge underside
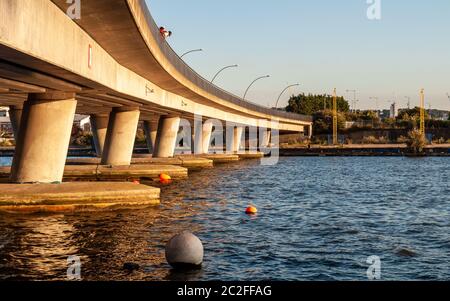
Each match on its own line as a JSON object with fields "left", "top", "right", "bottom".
{"left": 0, "top": 0, "right": 312, "bottom": 184}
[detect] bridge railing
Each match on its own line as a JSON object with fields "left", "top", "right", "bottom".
{"left": 139, "top": 2, "right": 312, "bottom": 123}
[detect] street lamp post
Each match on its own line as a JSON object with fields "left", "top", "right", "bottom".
{"left": 180, "top": 48, "right": 203, "bottom": 58}
{"left": 275, "top": 84, "right": 300, "bottom": 108}
{"left": 243, "top": 75, "right": 270, "bottom": 101}
{"left": 211, "top": 64, "right": 238, "bottom": 83}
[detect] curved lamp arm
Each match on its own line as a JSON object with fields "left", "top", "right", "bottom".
{"left": 211, "top": 64, "right": 238, "bottom": 83}
{"left": 243, "top": 75, "right": 270, "bottom": 101}
{"left": 275, "top": 84, "right": 300, "bottom": 108}
{"left": 180, "top": 49, "right": 203, "bottom": 58}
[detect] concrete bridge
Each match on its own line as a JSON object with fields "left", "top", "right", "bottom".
{"left": 0, "top": 0, "right": 312, "bottom": 185}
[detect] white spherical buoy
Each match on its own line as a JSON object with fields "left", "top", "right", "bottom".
{"left": 165, "top": 231, "right": 204, "bottom": 269}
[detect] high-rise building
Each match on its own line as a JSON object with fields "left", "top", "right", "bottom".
{"left": 390, "top": 103, "right": 398, "bottom": 118}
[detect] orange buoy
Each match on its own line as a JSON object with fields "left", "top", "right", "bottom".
{"left": 245, "top": 206, "right": 258, "bottom": 215}
{"left": 132, "top": 179, "right": 140, "bottom": 184}
{"left": 159, "top": 173, "right": 172, "bottom": 181}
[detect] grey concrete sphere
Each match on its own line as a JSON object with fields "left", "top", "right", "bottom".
{"left": 165, "top": 231, "right": 204, "bottom": 269}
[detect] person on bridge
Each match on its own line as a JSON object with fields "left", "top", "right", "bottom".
{"left": 159, "top": 27, "right": 172, "bottom": 39}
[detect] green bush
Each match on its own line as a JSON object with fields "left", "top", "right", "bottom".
{"left": 135, "top": 128, "right": 147, "bottom": 145}
{"left": 406, "top": 129, "right": 426, "bottom": 154}
{"left": 70, "top": 126, "right": 93, "bottom": 147}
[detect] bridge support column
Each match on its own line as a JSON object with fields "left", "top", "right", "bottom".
{"left": 226, "top": 126, "right": 243, "bottom": 153}
{"left": 201, "top": 121, "right": 213, "bottom": 154}
{"left": 10, "top": 93, "right": 77, "bottom": 183}
{"left": 8, "top": 104, "right": 23, "bottom": 139}
{"left": 153, "top": 116, "right": 180, "bottom": 158}
{"left": 260, "top": 129, "right": 271, "bottom": 148}
{"left": 90, "top": 114, "right": 109, "bottom": 157}
{"left": 307, "top": 124, "right": 313, "bottom": 138}
{"left": 101, "top": 108, "right": 140, "bottom": 166}
{"left": 143, "top": 119, "right": 159, "bottom": 154}
{"left": 193, "top": 120, "right": 213, "bottom": 154}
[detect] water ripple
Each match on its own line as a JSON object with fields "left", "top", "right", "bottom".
{"left": 0, "top": 157, "right": 449, "bottom": 280}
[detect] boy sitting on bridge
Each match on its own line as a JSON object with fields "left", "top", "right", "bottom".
{"left": 159, "top": 27, "right": 172, "bottom": 39}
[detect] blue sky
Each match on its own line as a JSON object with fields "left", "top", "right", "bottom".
{"left": 147, "top": 0, "right": 450, "bottom": 110}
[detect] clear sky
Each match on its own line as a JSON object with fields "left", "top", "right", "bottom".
{"left": 147, "top": 0, "right": 450, "bottom": 110}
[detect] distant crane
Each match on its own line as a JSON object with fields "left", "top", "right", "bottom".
{"left": 333, "top": 88, "right": 338, "bottom": 145}
{"left": 346, "top": 89, "right": 357, "bottom": 112}
{"left": 447, "top": 93, "right": 450, "bottom": 119}
{"left": 404, "top": 96, "right": 411, "bottom": 109}
{"left": 419, "top": 89, "right": 425, "bottom": 137}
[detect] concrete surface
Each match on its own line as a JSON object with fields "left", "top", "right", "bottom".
{"left": 8, "top": 104, "right": 22, "bottom": 139}
{"left": 143, "top": 119, "right": 158, "bottom": 153}
{"left": 90, "top": 114, "right": 109, "bottom": 157}
{"left": 0, "top": 164, "right": 188, "bottom": 182}
{"left": 0, "top": 182, "right": 160, "bottom": 213}
{"left": 10, "top": 94, "right": 77, "bottom": 183}
{"left": 66, "top": 156, "right": 213, "bottom": 170}
{"left": 177, "top": 154, "right": 240, "bottom": 164}
{"left": 153, "top": 116, "right": 181, "bottom": 158}
{"left": 101, "top": 108, "right": 140, "bottom": 166}
{"left": 236, "top": 152, "right": 265, "bottom": 159}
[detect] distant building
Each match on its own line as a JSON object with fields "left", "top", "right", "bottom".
{"left": 397, "top": 108, "right": 450, "bottom": 121}
{"left": 428, "top": 109, "right": 449, "bottom": 121}
{"left": 73, "top": 115, "right": 91, "bottom": 131}
{"left": 390, "top": 103, "right": 398, "bottom": 118}
{"left": 0, "top": 108, "right": 91, "bottom": 134}
{"left": 345, "top": 121, "right": 355, "bottom": 129}
{"left": 379, "top": 109, "right": 391, "bottom": 120}
{"left": 0, "top": 107, "right": 12, "bottom": 133}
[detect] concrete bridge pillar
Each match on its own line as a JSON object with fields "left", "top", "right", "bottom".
{"left": 307, "top": 124, "right": 313, "bottom": 138}
{"left": 101, "top": 107, "right": 140, "bottom": 166}
{"left": 193, "top": 120, "right": 202, "bottom": 155}
{"left": 193, "top": 120, "right": 213, "bottom": 154}
{"left": 90, "top": 114, "right": 109, "bottom": 157}
{"left": 8, "top": 104, "right": 23, "bottom": 139}
{"left": 260, "top": 129, "right": 271, "bottom": 148}
{"left": 10, "top": 92, "right": 77, "bottom": 183}
{"left": 143, "top": 118, "right": 159, "bottom": 153}
{"left": 226, "top": 126, "right": 243, "bottom": 153}
{"left": 153, "top": 116, "right": 181, "bottom": 158}
{"left": 201, "top": 121, "right": 214, "bottom": 154}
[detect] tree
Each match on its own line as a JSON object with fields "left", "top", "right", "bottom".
{"left": 312, "top": 109, "right": 347, "bottom": 134}
{"left": 397, "top": 107, "right": 429, "bottom": 121}
{"left": 285, "top": 93, "right": 350, "bottom": 115}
